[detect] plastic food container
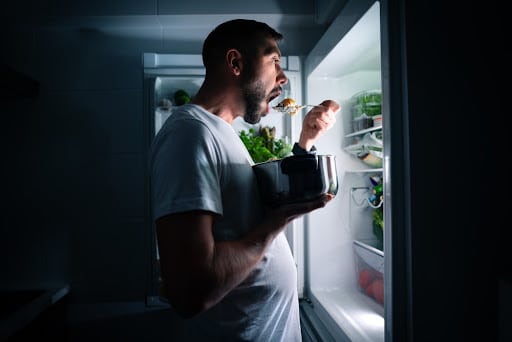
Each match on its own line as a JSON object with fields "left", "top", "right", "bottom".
{"left": 345, "top": 132, "right": 383, "bottom": 168}
{"left": 253, "top": 154, "right": 338, "bottom": 206}
{"left": 359, "top": 150, "right": 383, "bottom": 168}
{"left": 351, "top": 90, "right": 382, "bottom": 119}
{"left": 372, "top": 114, "right": 382, "bottom": 127}
{"left": 353, "top": 114, "right": 374, "bottom": 131}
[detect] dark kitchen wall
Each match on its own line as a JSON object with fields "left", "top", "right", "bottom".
{"left": 0, "top": 0, "right": 336, "bottom": 305}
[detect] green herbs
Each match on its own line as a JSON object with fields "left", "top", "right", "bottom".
{"left": 369, "top": 176, "right": 384, "bottom": 249}
{"left": 239, "top": 126, "right": 292, "bottom": 163}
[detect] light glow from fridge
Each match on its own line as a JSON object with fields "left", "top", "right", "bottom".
{"left": 303, "top": 1, "right": 385, "bottom": 341}
{"left": 313, "top": 288, "right": 384, "bottom": 341}
{"left": 358, "top": 311, "right": 384, "bottom": 329}
{"left": 308, "top": 3, "right": 380, "bottom": 79}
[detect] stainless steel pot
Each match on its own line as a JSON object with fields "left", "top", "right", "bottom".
{"left": 253, "top": 154, "right": 338, "bottom": 206}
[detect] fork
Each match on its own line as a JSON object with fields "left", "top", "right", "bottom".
{"left": 272, "top": 104, "right": 315, "bottom": 114}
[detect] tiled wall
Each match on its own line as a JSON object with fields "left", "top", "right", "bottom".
{"left": 2, "top": 20, "right": 161, "bottom": 303}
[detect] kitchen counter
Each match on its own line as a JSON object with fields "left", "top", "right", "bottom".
{"left": 0, "top": 285, "right": 70, "bottom": 341}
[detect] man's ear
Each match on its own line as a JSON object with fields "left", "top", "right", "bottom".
{"left": 226, "top": 49, "right": 242, "bottom": 76}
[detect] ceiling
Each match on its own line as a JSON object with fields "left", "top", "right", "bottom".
{"left": 2, "top": 0, "right": 348, "bottom": 56}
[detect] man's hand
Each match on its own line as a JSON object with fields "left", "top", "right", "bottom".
{"left": 298, "top": 100, "right": 340, "bottom": 151}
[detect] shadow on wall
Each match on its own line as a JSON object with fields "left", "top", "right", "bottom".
{"left": 2, "top": 24, "right": 149, "bottom": 303}
{"left": 0, "top": 65, "right": 39, "bottom": 99}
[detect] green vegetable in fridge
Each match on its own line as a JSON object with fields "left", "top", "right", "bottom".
{"left": 174, "top": 89, "right": 191, "bottom": 106}
{"left": 353, "top": 90, "right": 382, "bottom": 117}
{"left": 372, "top": 207, "right": 384, "bottom": 246}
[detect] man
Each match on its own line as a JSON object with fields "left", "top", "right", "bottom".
{"left": 150, "top": 19, "right": 340, "bottom": 341}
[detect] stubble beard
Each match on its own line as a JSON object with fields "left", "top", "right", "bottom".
{"left": 243, "top": 90, "right": 265, "bottom": 124}
{"left": 240, "top": 67, "right": 267, "bottom": 125}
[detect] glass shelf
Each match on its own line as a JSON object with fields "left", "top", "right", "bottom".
{"left": 346, "top": 168, "right": 383, "bottom": 173}
{"left": 345, "top": 125, "right": 382, "bottom": 138}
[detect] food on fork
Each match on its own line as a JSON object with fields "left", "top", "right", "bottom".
{"left": 273, "top": 98, "right": 304, "bottom": 116}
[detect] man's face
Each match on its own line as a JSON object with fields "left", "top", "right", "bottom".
{"left": 241, "top": 40, "right": 288, "bottom": 124}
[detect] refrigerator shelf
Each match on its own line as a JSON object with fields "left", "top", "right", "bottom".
{"left": 345, "top": 125, "right": 381, "bottom": 138}
{"left": 346, "top": 168, "right": 383, "bottom": 173}
{"left": 354, "top": 240, "right": 384, "bottom": 260}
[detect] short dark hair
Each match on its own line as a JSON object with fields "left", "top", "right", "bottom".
{"left": 202, "top": 19, "right": 283, "bottom": 70}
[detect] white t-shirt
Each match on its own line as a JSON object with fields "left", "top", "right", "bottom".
{"left": 149, "top": 104, "right": 301, "bottom": 341}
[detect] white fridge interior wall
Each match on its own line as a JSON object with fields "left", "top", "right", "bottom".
{"left": 302, "top": 2, "right": 385, "bottom": 341}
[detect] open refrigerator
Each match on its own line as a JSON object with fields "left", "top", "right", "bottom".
{"left": 296, "top": 2, "right": 393, "bottom": 341}
{"left": 143, "top": 1, "right": 405, "bottom": 340}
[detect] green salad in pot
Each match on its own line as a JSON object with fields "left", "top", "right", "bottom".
{"left": 239, "top": 126, "right": 292, "bottom": 163}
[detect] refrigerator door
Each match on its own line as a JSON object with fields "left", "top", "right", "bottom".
{"left": 299, "top": 1, "right": 392, "bottom": 341}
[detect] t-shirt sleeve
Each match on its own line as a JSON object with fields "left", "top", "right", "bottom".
{"left": 150, "top": 118, "right": 223, "bottom": 221}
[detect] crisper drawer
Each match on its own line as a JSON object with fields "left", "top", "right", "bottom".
{"left": 353, "top": 240, "right": 384, "bottom": 305}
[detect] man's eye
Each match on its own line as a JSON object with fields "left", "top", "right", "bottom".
{"left": 273, "top": 58, "right": 280, "bottom": 64}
